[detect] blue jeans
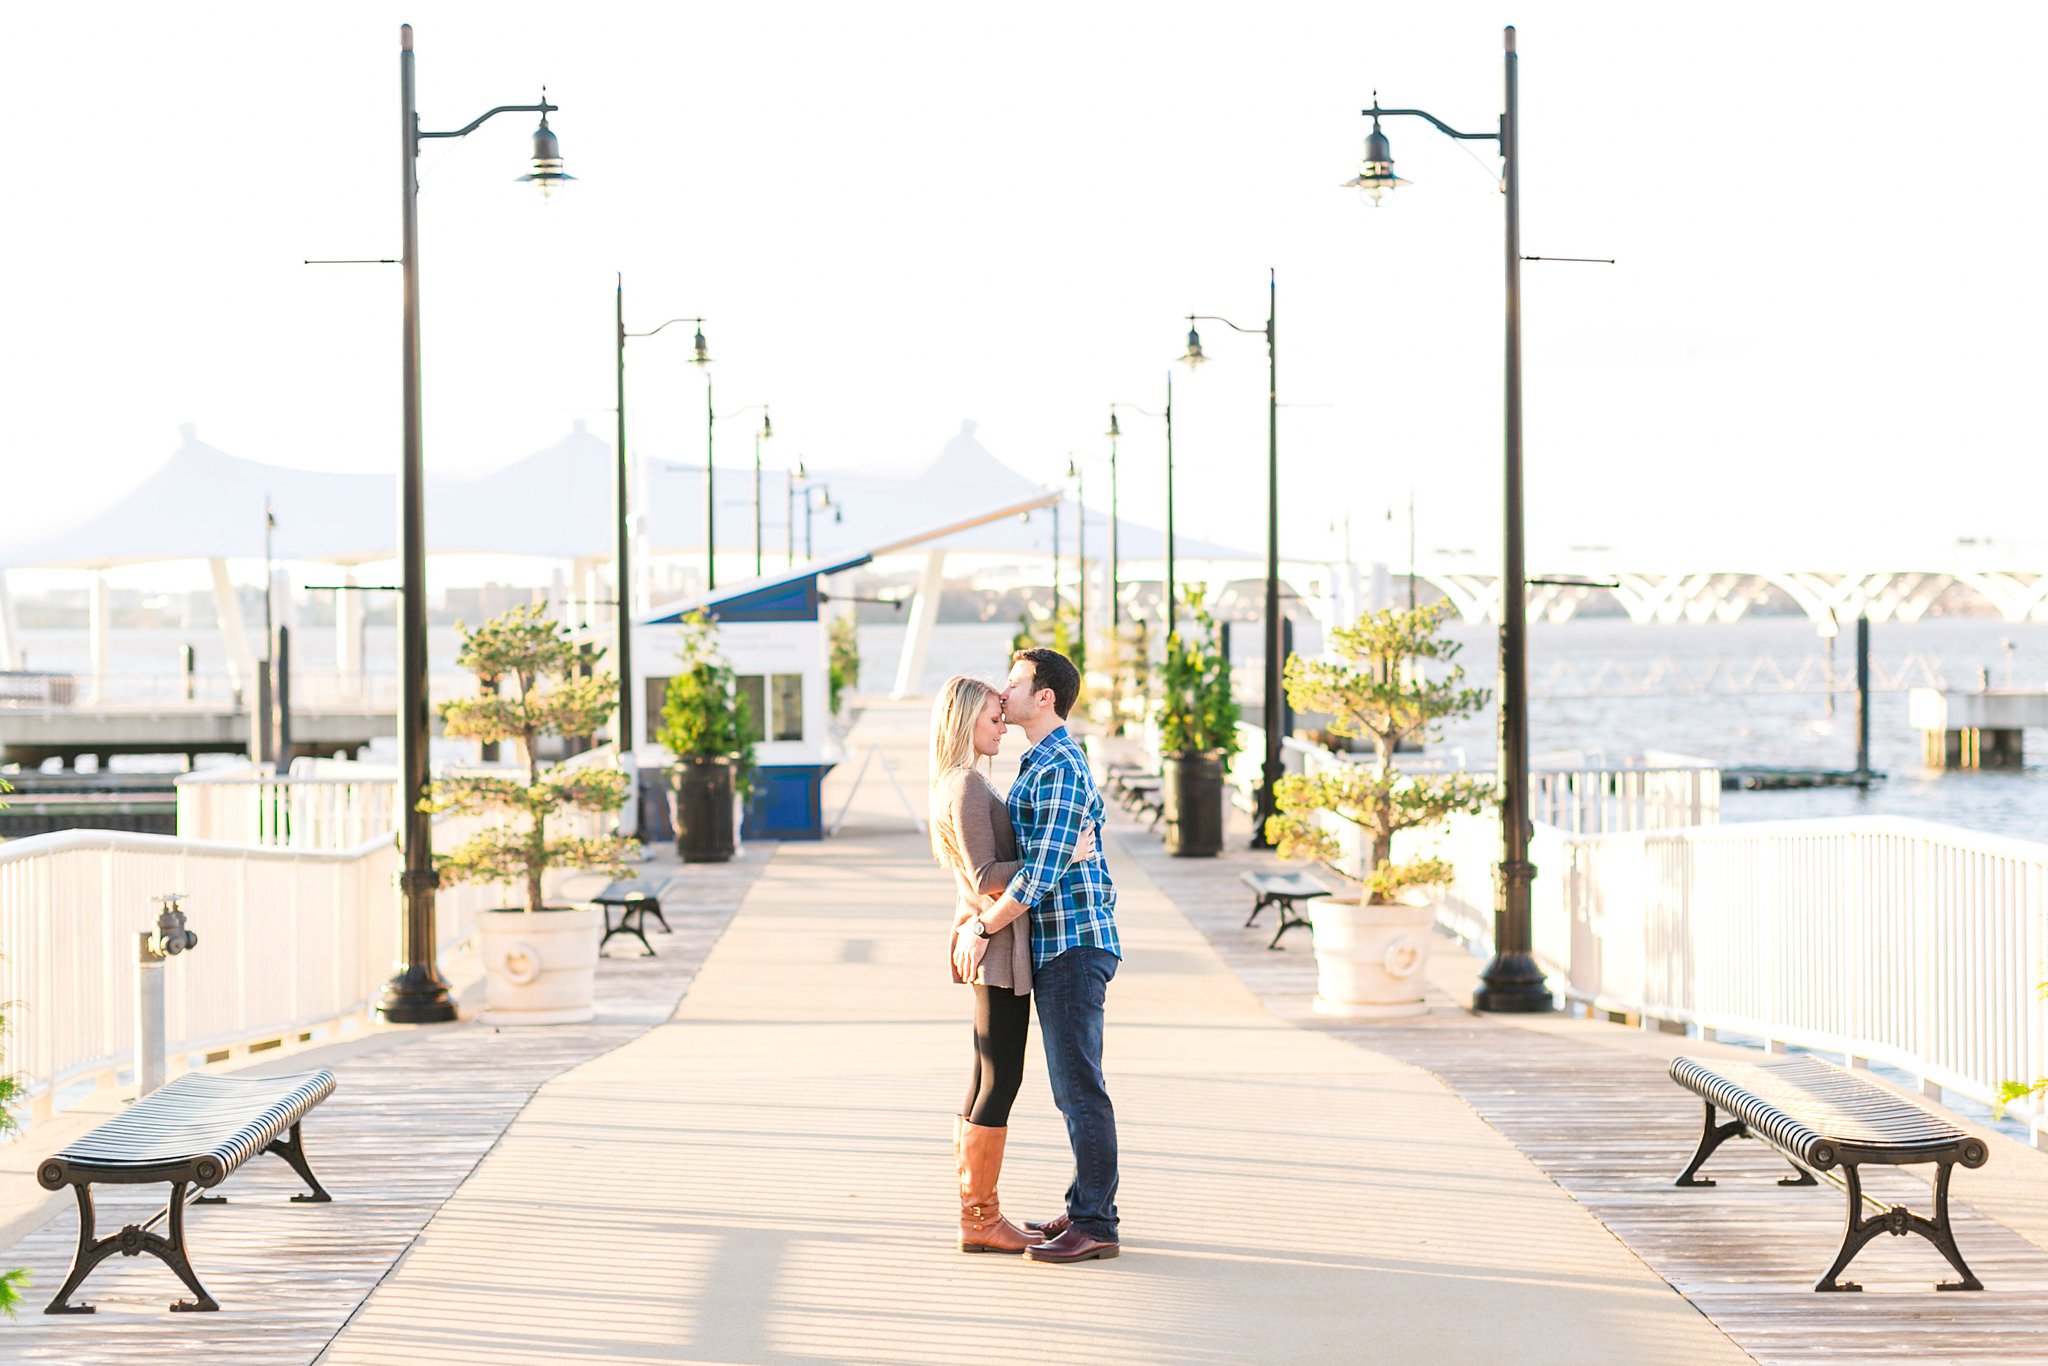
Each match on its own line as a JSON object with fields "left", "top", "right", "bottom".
{"left": 1033, "top": 945, "right": 1119, "bottom": 1240}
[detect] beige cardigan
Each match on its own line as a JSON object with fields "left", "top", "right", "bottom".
{"left": 932, "top": 768, "right": 1032, "bottom": 995}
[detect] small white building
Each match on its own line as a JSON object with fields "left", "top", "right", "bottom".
{"left": 631, "top": 495, "right": 1059, "bottom": 839}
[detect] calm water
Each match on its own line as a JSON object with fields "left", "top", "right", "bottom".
{"left": 18, "top": 616, "right": 2048, "bottom": 842}
{"left": 856, "top": 616, "right": 2048, "bottom": 844}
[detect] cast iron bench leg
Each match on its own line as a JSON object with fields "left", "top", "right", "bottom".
{"left": 1245, "top": 893, "right": 1275, "bottom": 929}
{"left": 45, "top": 1180, "right": 219, "bottom": 1314}
{"left": 265, "top": 1122, "right": 334, "bottom": 1203}
{"left": 1813, "top": 1161, "right": 1983, "bottom": 1293}
{"left": 1674, "top": 1099, "right": 1746, "bottom": 1187}
{"left": 640, "top": 898, "right": 672, "bottom": 935}
{"left": 599, "top": 907, "right": 654, "bottom": 957}
{"left": 1925, "top": 1161, "right": 1985, "bottom": 1292}
{"left": 1675, "top": 1099, "right": 1817, "bottom": 1188}
{"left": 1270, "top": 897, "right": 1318, "bottom": 950}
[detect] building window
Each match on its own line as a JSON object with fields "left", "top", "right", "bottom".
{"left": 771, "top": 674, "right": 804, "bottom": 742}
{"left": 736, "top": 675, "right": 767, "bottom": 745}
{"left": 644, "top": 677, "right": 670, "bottom": 741}
{"left": 732, "top": 673, "right": 804, "bottom": 743}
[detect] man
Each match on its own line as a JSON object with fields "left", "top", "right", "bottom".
{"left": 954, "top": 647, "right": 1121, "bottom": 1263}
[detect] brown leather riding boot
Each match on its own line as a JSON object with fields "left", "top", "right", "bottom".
{"left": 957, "top": 1121, "right": 1033, "bottom": 1253}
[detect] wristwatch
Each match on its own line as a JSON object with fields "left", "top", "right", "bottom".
{"left": 967, "top": 918, "right": 990, "bottom": 939}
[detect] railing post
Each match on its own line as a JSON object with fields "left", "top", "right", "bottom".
{"left": 135, "top": 930, "right": 165, "bottom": 1097}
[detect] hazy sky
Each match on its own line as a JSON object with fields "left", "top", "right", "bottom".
{"left": 10, "top": 1, "right": 2045, "bottom": 576}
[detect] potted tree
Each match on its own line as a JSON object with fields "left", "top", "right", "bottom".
{"left": 1267, "top": 601, "right": 1493, "bottom": 1017}
{"left": 1157, "top": 590, "right": 1240, "bottom": 857}
{"left": 657, "top": 610, "right": 756, "bottom": 863}
{"left": 426, "top": 603, "right": 635, "bottom": 1026}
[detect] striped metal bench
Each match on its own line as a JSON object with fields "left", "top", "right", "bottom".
{"left": 1241, "top": 870, "right": 1331, "bottom": 950}
{"left": 36, "top": 1068, "right": 337, "bottom": 1313}
{"left": 1670, "top": 1054, "right": 1988, "bottom": 1292}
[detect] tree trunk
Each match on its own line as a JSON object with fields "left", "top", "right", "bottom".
{"left": 1365, "top": 801, "right": 1396, "bottom": 903}
{"left": 524, "top": 703, "right": 546, "bottom": 914}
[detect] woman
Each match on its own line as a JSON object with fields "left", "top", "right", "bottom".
{"left": 928, "top": 674, "right": 1090, "bottom": 1253}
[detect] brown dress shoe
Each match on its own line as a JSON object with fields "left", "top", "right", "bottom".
{"left": 1024, "top": 1226, "right": 1119, "bottom": 1263}
{"left": 1024, "top": 1214, "right": 1071, "bottom": 1239}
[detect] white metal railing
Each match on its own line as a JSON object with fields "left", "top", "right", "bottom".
{"left": 2, "top": 670, "right": 479, "bottom": 713}
{"left": 1434, "top": 813, "right": 2048, "bottom": 1147}
{"left": 1528, "top": 763, "right": 1721, "bottom": 832}
{"left": 176, "top": 747, "right": 622, "bottom": 850}
{"left": 1232, "top": 725, "right": 1719, "bottom": 867}
{"left": 176, "top": 768, "right": 401, "bottom": 850}
{"left": 0, "top": 804, "right": 607, "bottom": 1127}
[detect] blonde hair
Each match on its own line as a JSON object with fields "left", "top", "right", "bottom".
{"left": 929, "top": 675, "right": 999, "bottom": 862}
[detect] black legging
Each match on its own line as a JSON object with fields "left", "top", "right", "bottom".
{"left": 962, "top": 984, "right": 1032, "bottom": 1127}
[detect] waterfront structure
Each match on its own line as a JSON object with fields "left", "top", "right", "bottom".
{"left": 632, "top": 494, "right": 1059, "bottom": 838}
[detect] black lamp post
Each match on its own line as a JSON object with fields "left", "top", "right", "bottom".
{"left": 753, "top": 408, "right": 774, "bottom": 576}
{"left": 1103, "top": 414, "right": 1122, "bottom": 634}
{"left": 1350, "top": 26, "right": 1552, "bottom": 1014}
{"left": 615, "top": 297, "right": 711, "bottom": 751}
{"left": 1068, "top": 457, "right": 1086, "bottom": 659}
{"left": 254, "top": 496, "right": 277, "bottom": 765}
{"left": 708, "top": 390, "right": 769, "bottom": 590}
{"left": 1050, "top": 494, "right": 1062, "bottom": 620}
{"left": 1107, "top": 382, "right": 1174, "bottom": 636}
{"left": 1180, "top": 271, "right": 1281, "bottom": 849}
{"left": 786, "top": 459, "right": 806, "bottom": 568}
{"left": 380, "top": 24, "right": 570, "bottom": 1026}
{"left": 804, "top": 483, "right": 835, "bottom": 559}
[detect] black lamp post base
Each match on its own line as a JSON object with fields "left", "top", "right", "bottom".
{"left": 1249, "top": 762, "right": 1283, "bottom": 850}
{"left": 1472, "top": 952, "right": 1554, "bottom": 1014}
{"left": 377, "top": 972, "right": 458, "bottom": 1025}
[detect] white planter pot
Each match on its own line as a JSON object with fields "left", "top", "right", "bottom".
{"left": 478, "top": 906, "right": 602, "bottom": 1026}
{"left": 1310, "top": 896, "right": 1436, "bottom": 1019}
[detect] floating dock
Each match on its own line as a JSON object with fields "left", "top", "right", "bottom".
{"left": 1721, "top": 766, "right": 1884, "bottom": 791}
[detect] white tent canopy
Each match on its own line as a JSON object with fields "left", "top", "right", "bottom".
{"left": 4, "top": 420, "right": 1257, "bottom": 571}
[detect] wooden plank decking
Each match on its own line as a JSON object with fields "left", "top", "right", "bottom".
{"left": 0, "top": 849, "right": 764, "bottom": 1363}
{"left": 1120, "top": 799, "right": 2048, "bottom": 1365}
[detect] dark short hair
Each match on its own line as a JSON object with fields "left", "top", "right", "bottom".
{"left": 1012, "top": 647, "right": 1081, "bottom": 719}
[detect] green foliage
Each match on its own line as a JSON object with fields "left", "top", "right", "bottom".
{"left": 0, "top": 1268, "right": 28, "bottom": 1318}
{"left": 1264, "top": 601, "right": 1494, "bottom": 904}
{"left": 1054, "top": 606, "right": 1085, "bottom": 675}
{"left": 1999, "top": 979, "right": 2048, "bottom": 1115}
{"left": 656, "top": 611, "right": 757, "bottom": 794}
{"left": 828, "top": 612, "right": 861, "bottom": 715}
{"left": 1157, "top": 588, "right": 1241, "bottom": 761}
{"left": 1013, "top": 602, "right": 1086, "bottom": 674}
{"left": 1996, "top": 1078, "right": 2042, "bottom": 1116}
{"left": 425, "top": 603, "right": 636, "bottom": 913}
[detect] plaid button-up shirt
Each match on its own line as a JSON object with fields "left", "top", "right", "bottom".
{"left": 1004, "top": 725, "right": 1120, "bottom": 968}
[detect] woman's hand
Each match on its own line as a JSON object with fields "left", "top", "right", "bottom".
{"left": 1070, "top": 824, "right": 1097, "bottom": 864}
{"left": 952, "top": 923, "right": 990, "bottom": 982}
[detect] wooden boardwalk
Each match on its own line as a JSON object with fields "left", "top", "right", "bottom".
{"left": 14, "top": 707, "right": 2048, "bottom": 1364}
{"left": 315, "top": 700, "right": 1748, "bottom": 1366}
{"left": 0, "top": 849, "right": 765, "bottom": 1364}
{"left": 1119, "top": 796, "right": 2048, "bottom": 1365}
